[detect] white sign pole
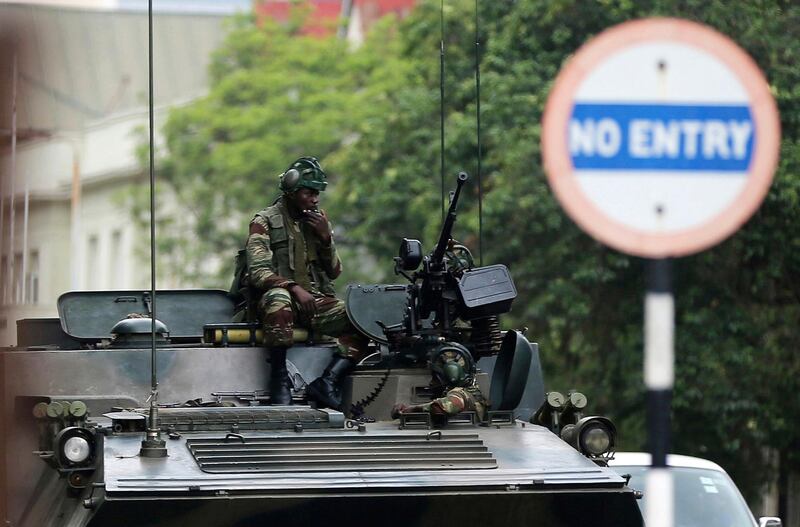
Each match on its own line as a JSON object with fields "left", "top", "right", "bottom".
{"left": 644, "top": 258, "right": 674, "bottom": 527}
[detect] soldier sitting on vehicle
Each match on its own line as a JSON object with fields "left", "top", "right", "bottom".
{"left": 239, "top": 156, "right": 369, "bottom": 409}
{"left": 391, "top": 359, "right": 488, "bottom": 423}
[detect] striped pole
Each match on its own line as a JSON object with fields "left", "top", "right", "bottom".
{"left": 644, "top": 258, "right": 674, "bottom": 527}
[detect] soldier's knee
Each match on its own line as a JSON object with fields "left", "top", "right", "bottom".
{"left": 263, "top": 303, "right": 294, "bottom": 327}
{"left": 260, "top": 288, "right": 292, "bottom": 309}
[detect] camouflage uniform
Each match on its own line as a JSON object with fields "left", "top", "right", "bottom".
{"left": 246, "top": 196, "right": 367, "bottom": 357}
{"left": 421, "top": 386, "right": 487, "bottom": 420}
{"left": 394, "top": 385, "right": 488, "bottom": 421}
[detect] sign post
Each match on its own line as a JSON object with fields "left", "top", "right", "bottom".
{"left": 541, "top": 18, "right": 780, "bottom": 527}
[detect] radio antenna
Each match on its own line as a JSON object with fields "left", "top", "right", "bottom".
{"left": 439, "top": 0, "right": 446, "bottom": 221}
{"left": 474, "top": 0, "right": 483, "bottom": 266}
{"left": 140, "top": 0, "right": 167, "bottom": 458}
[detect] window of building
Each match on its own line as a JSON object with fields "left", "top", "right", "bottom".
{"left": 86, "top": 235, "right": 99, "bottom": 289}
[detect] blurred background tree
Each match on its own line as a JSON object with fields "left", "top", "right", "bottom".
{"left": 141, "top": 12, "right": 408, "bottom": 285}
{"left": 152, "top": 0, "right": 800, "bottom": 505}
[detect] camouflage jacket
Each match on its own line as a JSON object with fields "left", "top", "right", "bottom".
{"left": 422, "top": 385, "right": 487, "bottom": 421}
{"left": 245, "top": 197, "right": 341, "bottom": 296}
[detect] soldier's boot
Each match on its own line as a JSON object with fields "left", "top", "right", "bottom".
{"left": 306, "top": 356, "right": 355, "bottom": 411}
{"left": 269, "top": 347, "right": 293, "bottom": 405}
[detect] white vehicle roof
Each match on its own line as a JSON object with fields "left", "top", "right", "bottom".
{"left": 610, "top": 452, "right": 728, "bottom": 473}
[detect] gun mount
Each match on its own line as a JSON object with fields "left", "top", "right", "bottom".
{"left": 367, "top": 174, "right": 519, "bottom": 403}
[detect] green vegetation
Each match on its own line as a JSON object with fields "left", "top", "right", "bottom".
{"left": 152, "top": 0, "right": 800, "bottom": 502}
{"left": 143, "top": 13, "right": 408, "bottom": 285}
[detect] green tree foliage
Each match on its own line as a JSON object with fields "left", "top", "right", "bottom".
{"left": 155, "top": 0, "right": 800, "bottom": 502}
{"left": 148, "top": 12, "right": 408, "bottom": 285}
{"left": 329, "top": 0, "right": 800, "bottom": 501}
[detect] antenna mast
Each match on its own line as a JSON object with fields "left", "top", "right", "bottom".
{"left": 474, "top": 0, "right": 483, "bottom": 266}
{"left": 140, "top": 0, "right": 167, "bottom": 458}
{"left": 439, "top": 0, "right": 446, "bottom": 221}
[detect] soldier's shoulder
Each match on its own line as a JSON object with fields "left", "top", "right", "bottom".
{"left": 251, "top": 204, "right": 282, "bottom": 225}
{"left": 249, "top": 213, "right": 269, "bottom": 229}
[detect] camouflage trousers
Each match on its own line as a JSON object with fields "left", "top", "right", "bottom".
{"left": 257, "top": 288, "right": 369, "bottom": 360}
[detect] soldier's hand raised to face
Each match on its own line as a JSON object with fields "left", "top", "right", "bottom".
{"left": 305, "top": 209, "right": 332, "bottom": 245}
{"left": 288, "top": 285, "right": 317, "bottom": 316}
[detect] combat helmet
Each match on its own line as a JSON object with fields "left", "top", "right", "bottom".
{"left": 279, "top": 156, "right": 328, "bottom": 193}
{"left": 438, "top": 361, "right": 469, "bottom": 387}
{"left": 430, "top": 344, "right": 475, "bottom": 389}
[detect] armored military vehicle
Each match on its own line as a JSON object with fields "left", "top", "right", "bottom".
{"left": 2, "top": 174, "right": 643, "bottom": 527}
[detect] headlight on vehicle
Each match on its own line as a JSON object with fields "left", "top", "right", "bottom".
{"left": 561, "top": 416, "right": 616, "bottom": 458}
{"left": 581, "top": 423, "right": 612, "bottom": 455}
{"left": 64, "top": 436, "right": 91, "bottom": 463}
{"left": 55, "top": 427, "right": 96, "bottom": 468}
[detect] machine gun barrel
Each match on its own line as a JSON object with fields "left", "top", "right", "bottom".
{"left": 431, "top": 172, "right": 469, "bottom": 265}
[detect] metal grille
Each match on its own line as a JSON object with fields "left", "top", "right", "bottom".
{"left": 186, "top": 433, "right": 497, "bottom": 473}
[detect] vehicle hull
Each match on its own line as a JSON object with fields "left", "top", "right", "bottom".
{"left": 88, "top": 489, "right": 642, "bottom": 527}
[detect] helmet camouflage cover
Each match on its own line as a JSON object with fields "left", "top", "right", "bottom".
{"left": 280, "top": 156, "right": 328, "bottom": 193}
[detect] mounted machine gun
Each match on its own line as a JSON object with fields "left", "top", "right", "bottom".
{"left": 345, "top": 172, "right": 528, "bottom": 412}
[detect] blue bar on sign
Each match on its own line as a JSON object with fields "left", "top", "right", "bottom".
{"left": 568, "top": 103, "right": 754, "bottom": 171}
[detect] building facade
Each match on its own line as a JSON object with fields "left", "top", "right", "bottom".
{"left": 0, "top": 3, "right": 234, "bottom": 345}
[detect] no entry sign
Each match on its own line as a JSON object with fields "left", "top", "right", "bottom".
{"left": 542, "top": 18, "right": 780, "bottom": 257}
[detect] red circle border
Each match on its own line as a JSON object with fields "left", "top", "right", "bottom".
{"left": 541, "top": 18, "right": 781, "bottom": 258}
